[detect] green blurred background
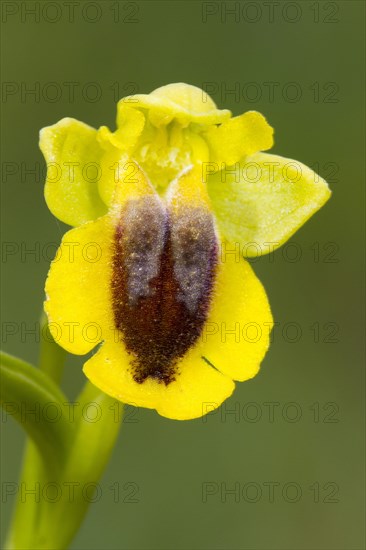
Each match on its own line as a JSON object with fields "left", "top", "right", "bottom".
{"left": 1, "top": 1, "right": 365, "bottom": 548}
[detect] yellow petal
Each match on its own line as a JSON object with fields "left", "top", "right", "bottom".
{"left": 122, "top": 83, "right": 231, "bottom": 127}
{"left": 208, "top": 152, "right": 331, "bottom": 256}
{"left": 84, "top": 341, "right": 235, "bottom": 421}
{"left": 40, "top": 118, "right": 107, "bottom": 226}
{"left": 204, "top": 111, "right": 274, "bottom": 165}
{"left": 198, "top": 254, "right": 273, "bottom": 381}
{"left": 44, "top": 216, "right": 115, "bottom": 354}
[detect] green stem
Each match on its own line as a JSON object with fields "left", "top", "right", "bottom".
{"left": 3, "top": 316, "right": 68, "bottom": 550}
{"left": 4, "top": 316, "right": 124, "bottom": 550}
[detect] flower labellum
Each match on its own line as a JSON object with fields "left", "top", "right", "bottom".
{"left": 40, "top": 83, "right": 331, "bottom": 420}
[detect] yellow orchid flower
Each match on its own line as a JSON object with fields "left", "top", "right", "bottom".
{"left": 40, "top": 83, "right": 331, "bottom": 420}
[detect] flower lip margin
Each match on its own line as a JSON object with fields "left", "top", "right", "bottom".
{"left": 119, "top": 83, "right": 232, "bottom": 126}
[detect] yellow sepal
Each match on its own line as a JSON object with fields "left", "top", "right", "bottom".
{"left": 40, "top": 118, "right": 107, "bottom": 226}
{"left": 208, "top": 151, "right": 331, "bottom": 256}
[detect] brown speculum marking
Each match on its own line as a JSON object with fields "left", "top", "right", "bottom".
{"left": 111, "top": 195, "right": 218, "bottom": 385}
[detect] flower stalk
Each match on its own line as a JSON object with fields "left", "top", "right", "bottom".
{"left": 2, "top": 317, "right": 123, "bottom": 549}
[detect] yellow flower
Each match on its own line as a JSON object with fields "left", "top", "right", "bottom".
{"left": 40, "top": 83, "right": 331, "bottom": 420}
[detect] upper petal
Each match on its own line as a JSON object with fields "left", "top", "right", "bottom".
{"left": 40, "top": 118, "right": 108, "bottom": 226}
{"left": 204, "top": 111, "right": 274, "bottom": 165}
{"left": 208, "top": 152, "right": 331, "bottom": 256}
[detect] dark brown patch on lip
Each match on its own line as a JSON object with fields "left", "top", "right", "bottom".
{"left": 111, "top": 195, "right": 218, "bottom": 385}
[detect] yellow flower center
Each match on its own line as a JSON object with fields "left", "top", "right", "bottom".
{"left": 96, "top": 84, "right": 232, "bottom": 197}
{"left": 132, "top": 120, "right": 210, "bottom": 190}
